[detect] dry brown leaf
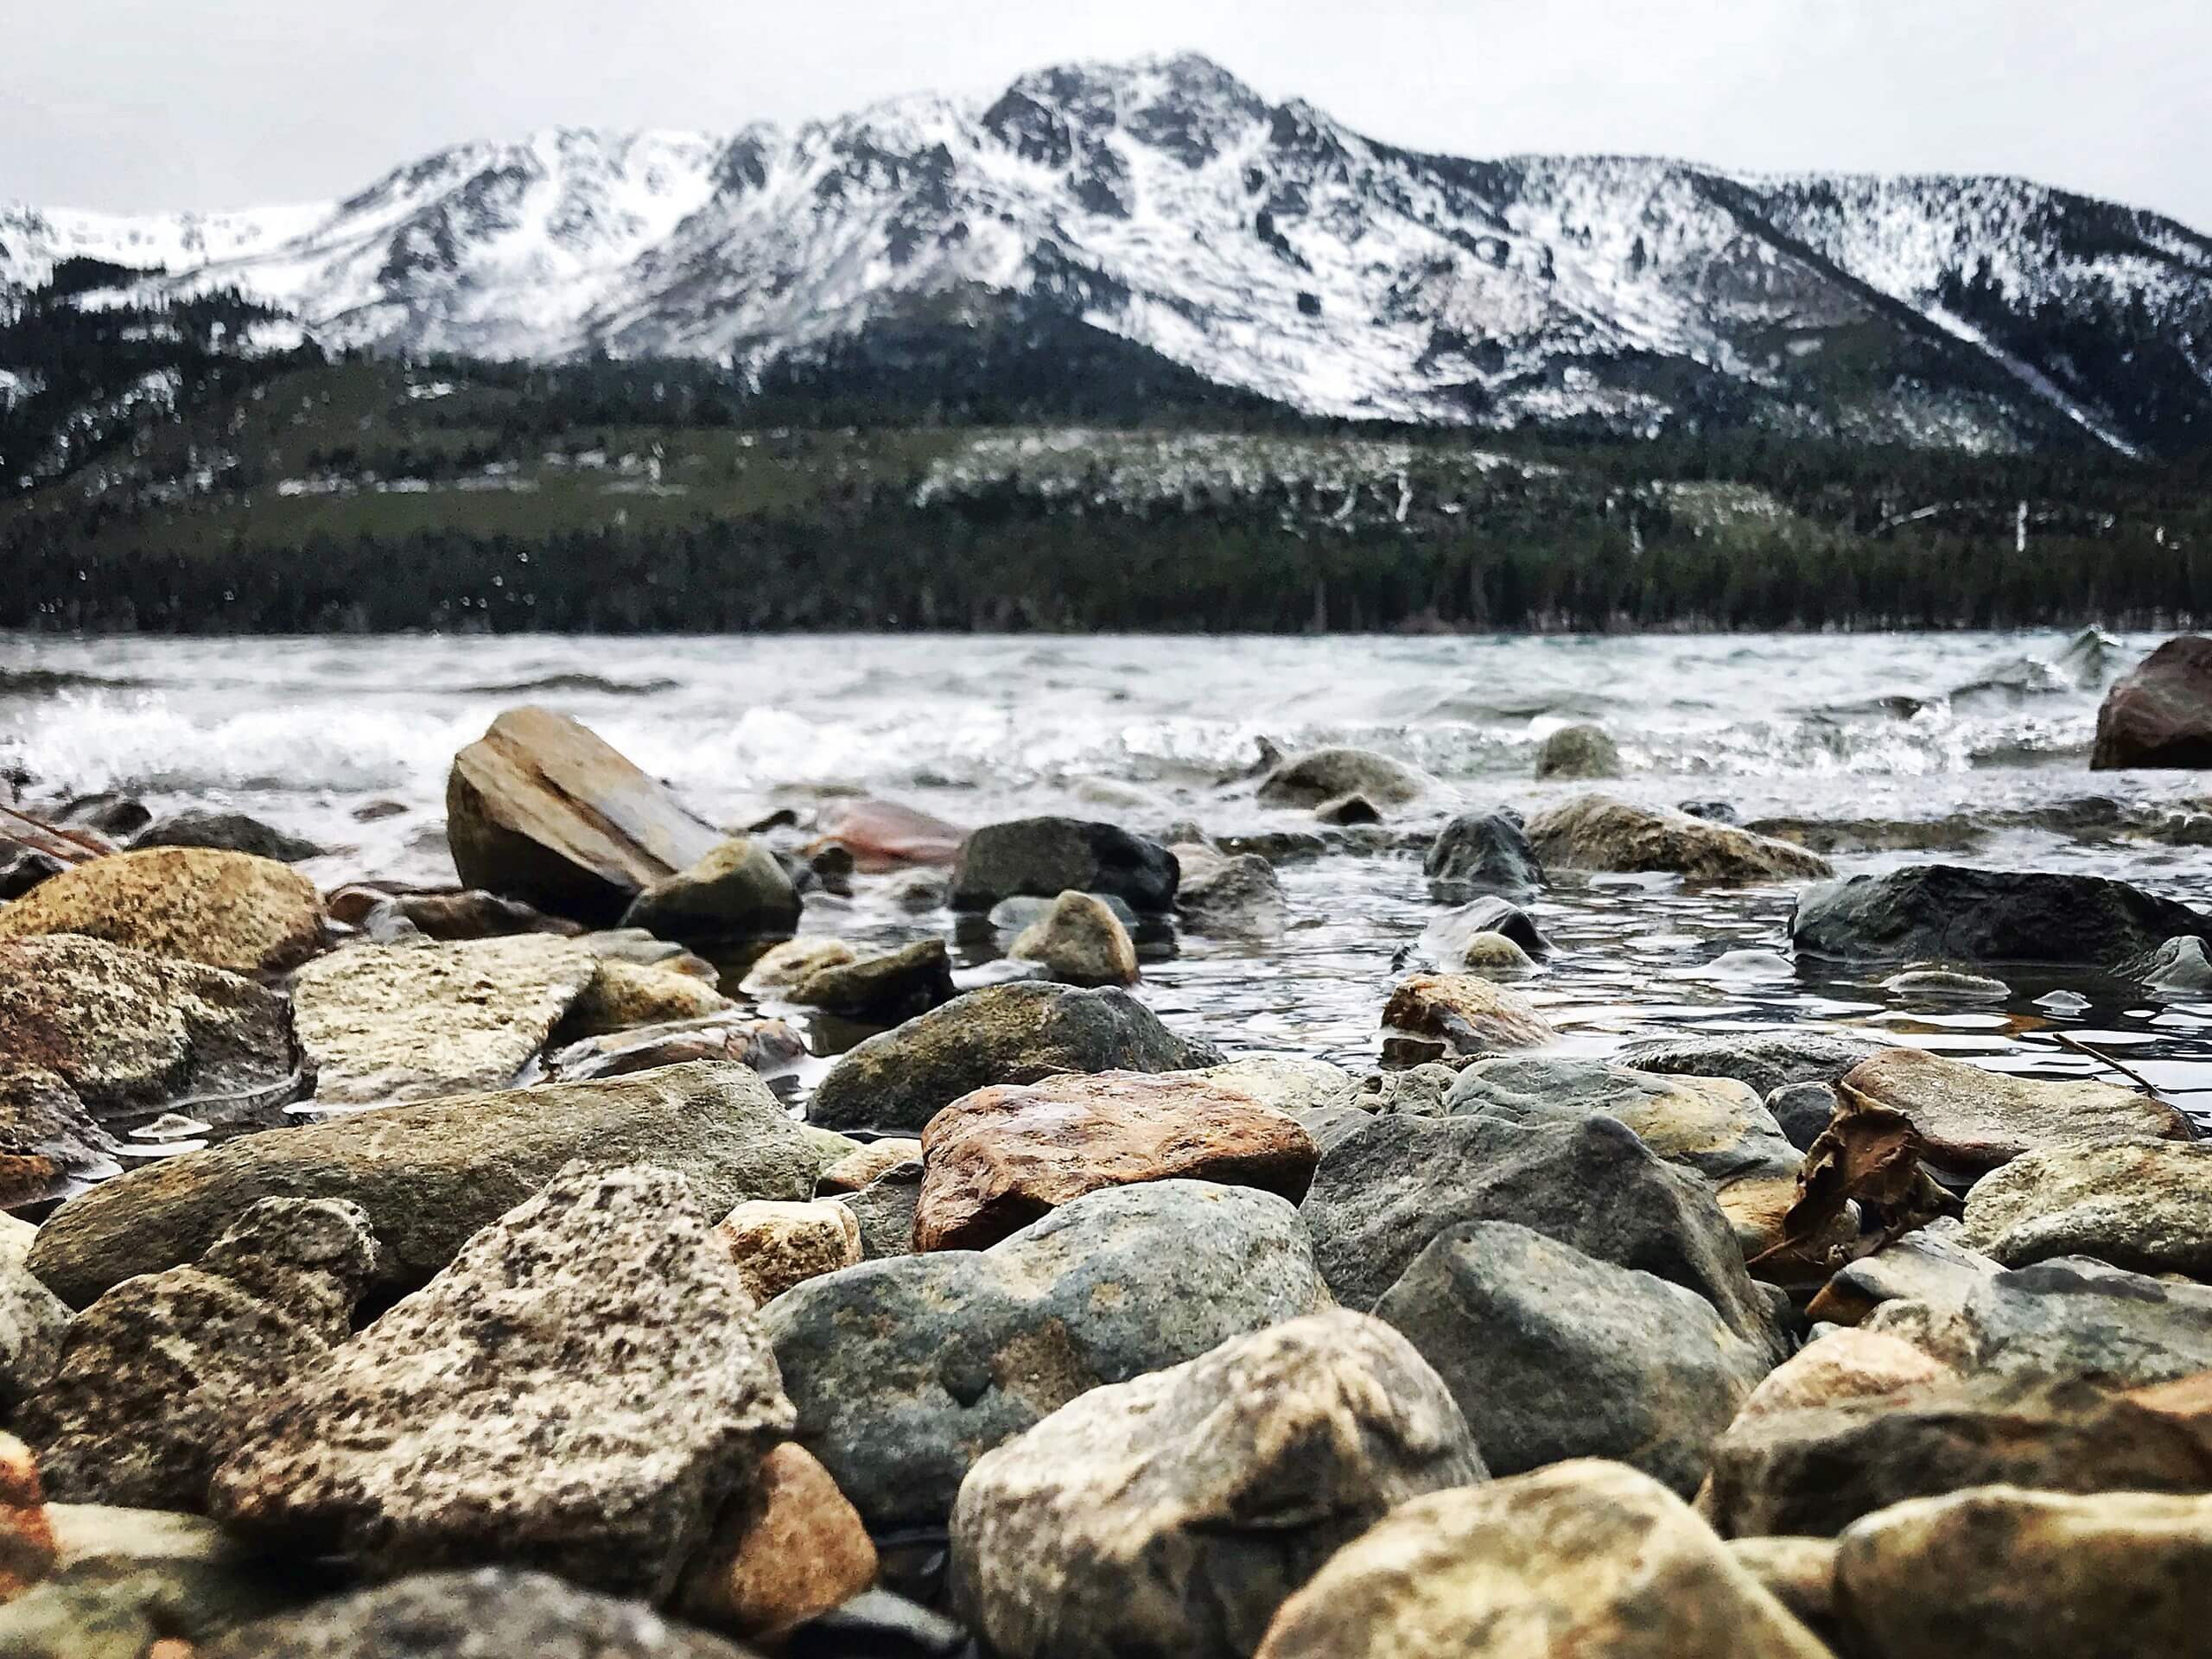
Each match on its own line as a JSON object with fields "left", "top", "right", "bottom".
{"left": 1749, "top": 1077, "right": 1955, "bottom": 1270}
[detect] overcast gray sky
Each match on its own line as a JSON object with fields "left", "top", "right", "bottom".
{"left": 10, "top": 1, "right": 2210, "bottom": 231}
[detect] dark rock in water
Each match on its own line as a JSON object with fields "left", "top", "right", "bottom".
{"left": 1768, "top": 1081, "right": 1840, "bottom": 1150}
{"left": 1679, "top": 800, "right": 1740, "bottom": 824}
{"left": 761, "top": 1180, "right": 1331, "bottom": 1529}
{"left": 2118, "top": 935, "right": 2212, "bottom": 993}
{"left": 951, "top": 817, "right": 1178, "bottom": 913}
{"left": 623, "top": 836, "right": 803, "bottom": 947}
{"left": 54, "top": 794, "right": 150, "bottom": 839}
{"left": 133, "top": 810, "right": 324, "bottom": 863}
{"left": 2092, "top": 634, "right": 2212, "bottom": 769}
{"left": 1527, "top": 796, "right": 1833, "bottom": 882}
{"left": 27, "top": 1061, "right": 817, "bottom": 1308}
{"left": 1534, "top": 723, "right": 1622, "bottom": 780}
{"left": 201, "top": 1568, "right": 755, "bottom": 1658}
{"left": 210, "top": 1166, "right": 793, "bottom": 1600}
{"left": 1745, "top": 813, "right": 1987, "bottom": 855}
{"left": 1173, "top": 846, "right": 1285, "bottom": 935}
{"left": 352, "top": 798, "right": 409, "bottom": 822}
{"left": 1313, "top": 791, "right": 1382, "bottom": 825}
{"left": 446, "top": 705, "right": 722, "bottom": 925}
{"left": 1618, "top": 1030, "right": 1894, "bottom": 1097}
{"left": 806, "top": 982, "right": 1221, "bottom": 1134}
{"left": 1301, "top": 1110, "right": 1783, "bottom": 1357}
{"left": 396, "top": 888, "right": 582, "bottom": 940}
{"left": 0, "top": 844, "right": 64, "bottom": 903}
{"left": 1790, "top": 863, "right": 2212, "bottom": 967}
{"left": 19, "top": 1198, "right": 380, "bottom": 1510}
{"left": 1375, "top": 1220, "right": 1771, "bottom": 1495}
{"left": 1423, "top": 812, "right": 1544, "bottom": 894}
{"left": 1417, "top": 894, "right": 1553, "bottom": 962}
{"left": 791, "top": 938, "right": 957, "bottom": 1021}
{"left": 0, "top": 847, "right": 326, "bottom": 976}
{"left": 1255, "top": 747, "right": 1432, "bottom": 810}
{"left": 948, "top": 1310, "right": 1484, "bottom": 1659}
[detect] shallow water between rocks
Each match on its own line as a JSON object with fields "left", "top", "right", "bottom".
{"left": 4, "top": 628, "right": 2209, "bottom": 1165}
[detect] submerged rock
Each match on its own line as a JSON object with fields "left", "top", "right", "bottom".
{"left": 1527, "top": 795, "right": 1833, "bottom": 882}
{"left": 621, "top": 836, "right": 802, "bottom": 947}
{"left": 790, "top": 938, "right": 957, "bottom": 1020}
{"left": 28, "top": 1061, "right": 817, "bottom": 1307}
{"left": 0, "top": 847, "right": 325, "bottom": 976}
{"left": 2120, "top": 934, "right": 2212, "bottom": 993}
{"left": 1007, "top": 891, "right": 1140, "bottom": 987}
{"left": 950, "top": 1311, "right": 1484, "bottom": 1659}
{"left": 2091, "top": 632, "right": 2212, "bottom": 769}
{"left": 1255, "top": 747, "right": 1433, "bottom": 810}
{"left": 445, "top": 706, "right": 722, "bottom": 925}
{"left": 210, "top": 1166, "right": 793, "bottom": 1600}
{"left": 805, "top": 982, "right": 1221, "bottom": 1134}
{"left": 1790, "top": 862, "right": 2212, "bottom": 966}
{"left": 1415, "top": 893, "right": 1552, "bottom": 961}
{"left": 951, "top": 817, "right": 1178, "bottom": 913}
{"left": 1534, "top": 722, "right": 1624, "bottom": 779}
{"left": 761, "top": 1180, "right": 1332, "bottom": 1528}
{"left": 1423, "top": 810, "right": 1544, "bottom": 895}
{"left": 132, "top": 810, "right": 323, "bottom": 864}
{"left": 1959, "top": 1139, "right": 2212, "bottom": 1277}
{"left": 1840, "top": 1046, "right": 2189, "bottom": 1173}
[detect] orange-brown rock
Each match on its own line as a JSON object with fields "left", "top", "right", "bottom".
{"left": 0, "top": 1433, "right": 56, "bottom": 1600}
{"left": 810, "top": 798, "right": 967, "bottom": 870}
{"left": 1840, "top": 1046, "right": 2189, "bottom": 1173}
{"left": 0, "top": 847, "right": 323, "bottom": 976}
{"left": 677, "top": 1441, "right": 876, "bottom": 1639}
{"left": 1381, "top": 973, "right": 1556, "bottom": 1054}
{"left": 914, "top": 1071, "right": 1319, "bottom": 1252}
{"left": 817, "top": 1140, "right": 923, "bottom": 1193}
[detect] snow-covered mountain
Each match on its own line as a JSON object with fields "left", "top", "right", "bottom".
{"left": 8, "top": 54, "right": 2211, "bottom": 454}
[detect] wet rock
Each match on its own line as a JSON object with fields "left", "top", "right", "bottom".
{"left": 985, "top": 888, "right": 1140, "bottom": 931}
{"left": 833, "top": 1163, "right": 923, "bottom": 1261}
{"left": 1007, "top": 891, "right": 1139, "bottom": 988}
{"left": 1834, "top": 1484, "right": 2212, "bottom": 1659}
{"left": 812, "top": 798, "right": 967, "bottom": 870}
{"left": 18, "top": 1198, "right": 379, "bottom": 1510}
{"left": 1768, "top": 1081, "right": 1840, "bottom": 1149}
{"left": 1526, "top": 796, "right": 1834, "bottom": 881}
{"left": 1880, "top": 965, "right": 2012, "bottom": 1001}
{"left": 1255, "top": 747, "right": 1433, "bottom": 810}
{"left": 760, "top": 1180, "right": 1331, "bottom": 1529}
{"left": 951, "top": 817, "right": 1178, "bottom": 914}
{"left": 1255, "top": 1459, "right": 1831, "bottom": 1659}
{"left": 0, "top": 843, "right": 65, "bottom": 904}
{"left": 1302, "top": 1111, "right": 1783, "bottom": 1357}
{"left": 446, "top": 706, "right": 723, "bottom": 925}
{"left": 1415, "top": 894, "right": 1552, "bottom": 963}
{"left": 52, "top": 795, "right": 149, "bottom": 840}
{"left": 717, "top": 1199, "right": 863, "bottom": 1304}
{"left": 1380, "top": 974, "right": 1555, "bottom": 1056}
{"left": 913, "top": 1071, "right": 1319, "bottom": 1251}
{"left": 0, "top": 1261, "right": 67, "bottom": 1412}
{"left": 623, "top": 836, "right": 803, "bottom": 947}
{"left": 741, "top": 937, "right": 859, "bottom": 995}
{"left": 1535, "top": 722, "right": 1623, "bottom": 779}
{"left": 560, "top": 957, "right": 733, "bottom": 1036}
{"left": 791, "top": 938, "right": 957, "bottom": 1020}
{"left": 1802, "top": 1220, "right": 2003, "bottom": 1326}
{"left": 1376, "top": 1220, "right": 1771, "bottom": 1495}
{"left": 1791, "top": 863, "right": 2212, "bottom": 967}
{"left": 292, "top": 935, "right": 599, "bottom": 1105}
{"left": 1313, "top": 791, "right": 1381, "bottom": 825}
{"left": 0, "top": 848, "right": 325, "bottom": 976}
{"left": 1172, "top": 846, "right": 1285, "bottom": 935}
{"left": 201, "top": 1567, "right": 754, "bottom": 1658}
{"left": 539, "top": 1014, "right": 806, "bottom": 1083}
{"left": 2091, "top": 632, "right": 2212, "bottom": 769}
{"left": 1681, "top": 799, "right": 1742, "bottom": 823}
{"left": 1732, "top": 1328, "right": 1960, "bottom": 1421}
{"left": 886, "top": 868, "right": 952, "bottom": 912}
{"left": 1423, "top": 810, "right": 1543, "bottom": 895}
{"left": 132, "top": 810, "right": 323, "bottom": 864}
{"left": 950, "top": 1310, "right": 1484, "bottom": 1659}
{"left": 817, "top": 1139, "right": 922, "bottom": 1193}
{"left": 2120, "top": 934, "right": 2212, "bottom": 993}
{"left": 677, "top": 1441, "right": 877, "bottom": 1642}
{"left": 1840, "top": 1047, "right": 2189, "bottom": 1173}
{"left": 1960, "top": 1139, "right": 2212, "bottom": 1277}
{"left": 1620, "top": 1028, "right": 1893, "bottom": 1098}
{"left": 807, "top": 982, "right": 1221, "bottom": 1134}
{"left": 393, "top": 887, "right": 582, "bottom": 940}
{"left": 211, "top": 1166, "right": 793, "bottom": 1599}
{"left": 29, "top": 1061, "right": 815, "bottom": 1308}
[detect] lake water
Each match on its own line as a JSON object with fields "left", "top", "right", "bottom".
{"left": 5, "top": 628, "right": 2210, "bottom": 1139}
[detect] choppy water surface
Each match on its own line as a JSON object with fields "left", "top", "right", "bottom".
{"left": 5, "top": 629, "right": 2209, "bottom": 1141}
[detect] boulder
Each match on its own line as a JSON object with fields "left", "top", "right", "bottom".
{"left": 2090, "top": 632, "right": 2212, "bottom": 769}
{"left": 1255, "top": 748, "right": 1433, "bottom": 810}
{"left": 1414, "top": 894, "right": 1552, "bottom": 961}
{"left": 1185, "top": 1055, "right": 1360, "bottom": 1122}
{"left": 1834, "top": 1484, "right": 2212, "bottom": 1659}
{"left": 950, "top": 1311, "right": 1485, "bottom": 1659}
{"left": 1731, "top": 1328, "right": 1960, "bottom": 1421}
{"left": 0, "top": 937, "right": 305, "bottom": 1206}
{"left": 805, "top": 982, "right": 1221, "bottom": 1134}
{"left": 2122, "top": 934, "right": 2212, "bottom": 992}
{"left": 291, "top": 935, "right": 599, "bottom": 1105}
{"left": 790, "top": 938, "right": 957, "bottom": 1020}
{"left": 1802, "top": 1221, "right": 2003, "bottom": 1326}
{"left": 677, "top": 1441, "right": 876, "bottom": 1642}
{"left": 1525, "top": 796, "right": 1833, "bottom": 881}
{"left": 1375, "top": 1220, "right": 1771, "bottom": 1495}
{"left": 913, "top": 1071, "right": 1319, "bottom": 1251}
{"left": 1791, "top": 863, "right": 2212, "bottom": 967}
{"left": 716, "top": 1199, "right": 863, "bottom": 1304}
{"left": 1620, "top": 1029, "right": 1893, "bottom": 1097}
{"left": 1173, "top": 847, "right": 1285, "bottom": 935}
{"left": 0, "top": 848, "right": 324, "bottom": 975}
{"left": 622, "top": 837, "right": 802, "bottom": 947}
{"left": 0, "top": 1261, "right": 67, "bottom": 1413}
{"left": 1534, "top": 722, "right": 1623, "bottom": 779}
{"left": 811, "top": 798, "right": 967, "bottom": 870}
{"left": 1840, "top": 1047, "right": 2189, "bottom": 1173}
{"left": 210, "top": 1166, "right": 793, "bottom": 1600}
{"left": 1007, "top": 892, "right": 1139, "bottom": 987}
{"left": 132, "top": 810, "right": 323, "bottom": 863}
{"left": 1380, "top": 974, "right": 1555, "bottom": 1055}
{"left": 559, "top": 957, "right": 732, "bottom": 1036}
{"left": 28, "top": 1061, "right": 816, "bottom": 1307}
{"left": 740, "top": 937, "right": 858, "bottom": 995}
{"left": 200, "top": 1568, "right": 753, "bottom": 1658}
{"left": 760, "top": 1180, "right": 1332, "bottom": 1528}
{"left": 1301, "top": 1111, "right": 1783, "bottom": 1357}
{"left": 1255, "top": 1460, "right": 1832, "bottom": 1659}
{"left": 19, "top": 1198, "right": 379, "bottom": 1510}
{"left": 951, "top": 818, "right": 1178, "bottom": 914}
{"left": 1959, "top": 1139, "right": 2212, "bottom": 1276}
{"left": 445, "top": 706, "right": 722, "bottom": 925}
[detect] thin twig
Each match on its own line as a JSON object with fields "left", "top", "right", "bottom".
{"left": 2052, "top": 1031, "right": 2165, "bottom": 1101}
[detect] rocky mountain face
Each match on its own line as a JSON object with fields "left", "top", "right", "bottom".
{"left": 6, "top": 54, "right": 2210, "bottom": 454}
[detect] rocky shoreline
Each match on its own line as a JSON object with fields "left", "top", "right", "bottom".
{"left": 0, "top": 639, "right": 2208, "bottom": 1656}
